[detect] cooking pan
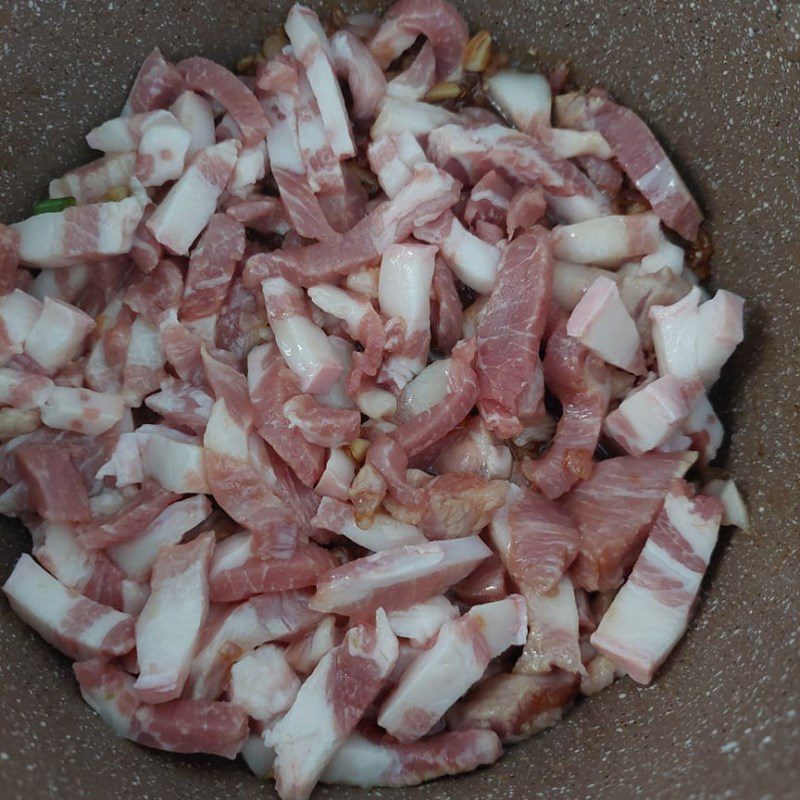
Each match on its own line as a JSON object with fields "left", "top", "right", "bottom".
{"left": 0, "top": 1, "right": 797, "bottom": 798}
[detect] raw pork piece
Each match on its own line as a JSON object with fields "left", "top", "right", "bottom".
{"left": 604, "top": 374, "right": 704, "bottom": 456}
{"left": 124, "top": 48, "right": 184, "bottom": 114}
{"left": 564, "top": 451, "right": 697, "bottom": 591}
{"left": 209, "top": 535, "right": 335, "bottom": 601}
{"left": 311, "top": 537, "right": 491, "bottom": 618}
{"left": 204, "top": 397, "right": 302, "bottom": 556}
{"left": 567, "top": 275, "right": 645, "bottom": 374}
{"left": 262, "top": 276, "right": 342, "bottom": 394}
{"left": 311, "top": 496, "right": 427, "bottom": 551}
{"left": 522, "top": 318, "right": 611, "bottom": 498}
{"left": 107, "top": 495, "right": 212, "bottom": 580}
{"left": 228, "top": 644, "right": 301, "bottom": 723}
{"left": 368, "top": 0, "right": 469, "bottom": 81}
{"left": 16, "top": 441, "right": 92, "bottom": 522}
{"left": 476, "top": 228, "right": 552, "bottom": 438}
{"left": 187, "top": 589, "right": 322, "bottom": 701}
{"left": 248, "top": 343, "right": 327, "bottom": 487}
{"left": 74, "top": 658, "right": 248, "bottom": 758}
{"left": 30, "top": 520, "right": 138, "bottom": 612}
{"left": 178, "top": 56, "right": 268, "bottom": 146}
{"left": 12, "top": 197, "right": 145, "bottom": 268}
{"left": 271, "top": 609, "right": 398, "bottom": 800}
{"left": 377, "top": 597, "right": 526, "bottom": 741}
{"left": 320, "top": 727, "right": 502, "bottom": 788}
{"left": 591, "top": 482, "right": 722, "bottom": 683}
{"left": 134, "top": 533, "right": 214, "bottom": 703}
{"left": 514, "top": 577, "right": 585, "bottom": 676}
{"left": 79, "top": 481, "right": 179, "bottom": 549}
{"left": 3, "top": 554, "right": 134, "bottom": 660}
{"left": 244, "top": 163, "right": 460, "bottom": 287}
{"left": 446, "top": 670, "right": 579, "bottom": 743}
{"left": 147, "top": 140, "right": 239, "bottom": 255}
{"left": 577, "top": 93, "right": 703, "bottom": 240}
{"left": 489, "top": 483, "right": 580, "bottom": 594}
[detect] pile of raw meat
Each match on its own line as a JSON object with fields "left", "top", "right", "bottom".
{"left": 0, "top": 1, "right": 749, "bottom": 797}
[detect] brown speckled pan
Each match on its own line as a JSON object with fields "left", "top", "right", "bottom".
{"left": 0, "top": 1, "right": 798, "bottom": 798}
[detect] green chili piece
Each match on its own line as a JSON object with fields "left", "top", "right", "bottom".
{"left": 32, "top": 196, "right": 77, "bottom": 215}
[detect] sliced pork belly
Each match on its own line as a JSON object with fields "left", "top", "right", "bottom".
{"left": 446, "top": 670, "right": 579, "bottom": 743}
{"left": 552, "top": 214, "right": 661, "bottom": 267}
{"left": 31, "top": 520, "right": 138, "bottom": 612}
{"left": 49, "top": 152, "right": 136, "bottom": 205}
{"left": 391, "top": 339, "right": 478, "bottom": 457}
{"left": 248, "top": 343, "right": 326, "bottom": 487}
{"left": 187, "top": 589, "right": 322, "bottom": 701}
{"left": 3, "top": 554, "right": 134, "bottom": 660}
{"left": 16, "top": 441, "right": 92, "bottom": 522}
{"left": 40, "top": 387, "right": 124, "bottom": 436}
{"left": 285, "top": 4, "right": 355, "bottom": 160}
{"left": 272, "top": 609, "right": 398, "bottom": 800}
{"left": 386, "top": 595, "right": 459, "bottom": 646}
{"left": 229, "top": 644, "right": 300, "bottom": 724}
{"left": 476, "top": 228, "right": 552, "bottom": 438}
{"left": 567, "top": 275, "right": 645, "bottom": 374}
{"left": 74, "top": 658, "right": 248, "bottom": 758}
{"left": 244, "top": 163, "right": 460, "bottom": 287}
{"left": 330, "top": 29, "right": 387, "bottom": 121}
{"left": 385, "top": 40, "right": 436, "bottom": 100}
{"left": 321, "top": 727, "right": 502, "bottom": 788}
{"left": 514, "top": 577, "right": 585, "bottom": 676}
{"left": 285, "top": 615, "right": 341, "bottom": 676}
{"left": 428, "top": 416, "right": 513, "bottom": 480}
{"left": 377, "top": 598, "right": 526, "bottom": 741}
{"left": 147, "top": 139, "right": 239, "bottom": 255}
{"left": 591, "top": 482, "right": 722, "bottom": 683}
{"left": 282, "top": 394, "right": 361, "bottom": 448}
{"left": 13, "top": 197, "right": 145, "bottom": 268}
{"left": 426, "top": 124, "right": 585, "bottom": 195}
{"left": 204, "top": 398, "right": 301, "bottom": 556}
{"left": 650, "top": 287, "right": 744, "bottom": 387}
{"left": 134, "top": 533, "right": 214, "bottom": 703}
{"left": 604, "top": 374, "right": 704, "bottom": 456}
{"left": 704, "top": 477, "right": 749, "bottom": 530}
{"left": 107, "top": 494, "right": 211, "bottom": 580}
{"left": 180, "top": 213, "right": 244, "bottom": 327}
{"left": 582, "top": 93, "right": 703, "bottom": 241}
{"left": 0, "top": 289, "right": 42, "bottom": 365}
{"left": 368, "top": 0, "right": 469, "bottom": 81}
{"left": 522, "top": 318, "right": 611, "bottom": 498}
{"left": 451, "top": 553, "right": 510, "bottom": 605}
{"left": 262, "top": 277, "right": 342, "bottom": 394}
{"left": 178, "top": 56, "right": 268, "bottom": 146}
{"left": 259, "top": 59, "right": 341, "bottom": 242}
{"left": 564, "top": 451, "right": 697, "bottom": 591}
{"left": 315, "top": 448, "right": 356, "bottom": 502}
{"left": 312, "top": 496, "right": 427, "bottom": 551}
{"left": 170, "top": 90, "right": 216, "bottom": 158}
{"left": 311, "top": 537, "right": 491, "bottom": 618}
{"left": 406, "top": 471, "right": 507, "bottom": 541}
{"left": 378, "top": 243, "right": 436, "bottom": 389}
{"left": 22, "top": 296, "right": 95, "bottom": 375}
{"left": 489, "top": 483, "right": 580, "bottom": 594}
{"left": 367, "top": 131, "right": 428, "bottom": 198}
{"left": 79, "top": 481, "right": 178, "bottom": 549}
{"left": 209, "top": 536, "right": 335, "bottom": 602}
{"left": 306, "top": 284, "right": 385, "bottom": 386}
{"left": 123, "top": 48, "right": 184, "bottom": 114}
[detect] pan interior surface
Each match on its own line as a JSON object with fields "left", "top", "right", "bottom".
{"left": 0, "top": 2, "right": 797, "bottom": 799}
